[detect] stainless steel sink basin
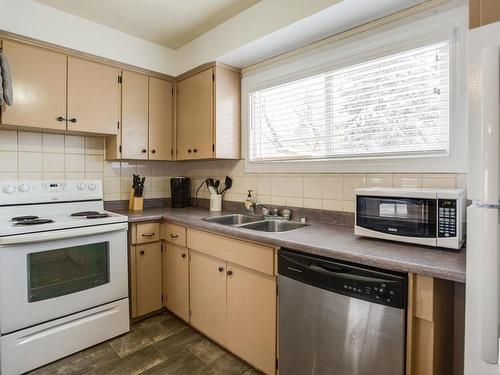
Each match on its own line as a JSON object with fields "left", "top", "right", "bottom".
{"left": 239, "top": 220, "right": 308, "bottom": 232}
{"left": 203, "top": 214, "right": 264, "bottom": 226}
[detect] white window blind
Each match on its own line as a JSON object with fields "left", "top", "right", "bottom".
{"left": 248, "top": 41, "right": 451, "bottom": 161}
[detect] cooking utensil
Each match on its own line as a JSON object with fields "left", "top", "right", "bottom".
{"left": 214, "top": 180, "right": 220, "bottom": 192}
{"left": 219, "top": 176, "right": 232, "bottom": 194}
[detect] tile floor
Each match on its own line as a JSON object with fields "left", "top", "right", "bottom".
{"left": 29, "top": 311, "right": 262, "bottom": 375}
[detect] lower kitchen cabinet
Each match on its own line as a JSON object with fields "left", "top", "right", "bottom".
{"left": 226, "top": 262, "right": 277, "bottom": 375}
{"left": 162, "top": 242, "right": 189, "bottom": 321}
{"left": 135, "top": 242, "right": 162, "bottom": 317}
{"left": 189, "top": 250, "right": 227, "bottom": 345}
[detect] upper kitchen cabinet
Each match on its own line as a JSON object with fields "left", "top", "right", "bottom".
{"left": 0, "top": 40, "right": 67, "bottom": 131}
{"left": 176, "top": 63, "right": 240, "bottom": 160}
{"left": 149, "top": 77, "right": 173, "bottom": 160}
{"left": 0, "top": 39, "right": 120, "bottom": 136}
{"left": 121, "top": 70, "right": 149, "bottom": 160}
{"left": 470, "top": 0, "right": 500, "bottom": 28}
{"left": 107, "top": 72, "right": 174, "bottom": 161}
{"left": 67, "top": 57, "right": 120, "bottom": 135}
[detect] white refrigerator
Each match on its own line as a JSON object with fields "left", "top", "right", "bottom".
{"left": 465, "top": 20, "right": 500, "bottom": 375}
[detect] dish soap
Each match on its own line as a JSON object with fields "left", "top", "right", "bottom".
{"left": 245, "top": 190, "right": 254, "bottom": 213}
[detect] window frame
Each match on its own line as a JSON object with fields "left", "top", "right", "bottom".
{"left": 242, "top": 6, "right": 467, "bottom": 174}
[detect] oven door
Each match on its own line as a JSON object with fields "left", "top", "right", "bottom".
{"left": 356, "top": 196, "right": 437, "bottom": 239}
{"left": 0, "top": 223, "right": 128, "bottom": 334}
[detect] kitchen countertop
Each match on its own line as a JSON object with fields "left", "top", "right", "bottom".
{"left": 114, "top": 207, "right": 466, "bottom": 283}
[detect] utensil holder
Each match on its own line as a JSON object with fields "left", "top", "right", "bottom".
{"left": 210, "top": 194, "right": 222, "bottom": 212}
{"left": 130, "top": 196, "right": 144, "bottom": 211}
{"left": 129, "top": 188, "right": 144, "bottom": 211}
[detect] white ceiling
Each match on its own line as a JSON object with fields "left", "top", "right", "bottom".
{"left": 33, "top": 0, "right": 261, "bottom": 49}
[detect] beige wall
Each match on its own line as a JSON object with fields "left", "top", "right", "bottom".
{"left": 0, "top": 129, "right": 466, "bottom": 213}
{"left": 168, "top": 159, "right": 467, "bottom": 213}
{"left": 0, "top": 130, "right": 170, "bottom": 201}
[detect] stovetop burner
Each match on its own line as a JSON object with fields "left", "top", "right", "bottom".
{"left": 11, "top": 215, "right": 39, "bottom": 222}
{"left": 71, "top": 211, "right": 100, "bottom": 217}
{"left": 13, "top": 218, "right": 54, "bottom": 226}
{"left": 86, "top": 213, "right": 110, "bottom": 219}
{"left": 71, "top": 211, "right": 110, "bottom": 219}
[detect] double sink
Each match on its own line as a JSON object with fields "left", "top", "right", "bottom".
{"left": 203, "top": 214, "right": 308, "bottom": 232}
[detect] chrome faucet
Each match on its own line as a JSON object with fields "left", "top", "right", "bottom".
{"left": 256, "top": 203, "right": 279, "bottom": 217}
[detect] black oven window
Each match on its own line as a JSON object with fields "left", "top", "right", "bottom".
{"left": 27, "top": 242, "right": 109, "bottom": 302}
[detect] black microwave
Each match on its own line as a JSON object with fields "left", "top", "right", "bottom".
{"left": 354, "top": 188, "right": 466, "bottom": 249}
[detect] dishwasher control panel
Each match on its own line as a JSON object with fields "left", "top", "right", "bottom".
{"left": 279, "top": 249, "right": 407, "bottom": 309}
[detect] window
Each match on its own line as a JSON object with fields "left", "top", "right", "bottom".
{"left": 248, "top": 41, "right": 451, "bottom": 162}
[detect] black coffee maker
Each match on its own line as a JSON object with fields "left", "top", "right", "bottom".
{"left": 170, "top": 177, "right": 190, "bottom": 208}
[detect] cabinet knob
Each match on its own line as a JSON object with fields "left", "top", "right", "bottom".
{"left": 218, "top": 266, "right": 224, "bottom": 272}
{"left": 227, "top": 270, "right": 233, "bottom": 276}
{"left": 193, "top": 149, "right": 198, "bottom": 153}
{"left": 140, "top": 250, "right": 145, "bottom": 255}
{"left": 170, "top": 234, "right": 179, "bottom": 239}
{"left": 142, "top": 149, "right": 147, "bottom": 153}
{"left": 188, "top": 149, "right": 192, "bottom": 153}
{"left": 151, "top": 149, "right": 156, "bottom": 154}
{"left": 182, "top": 253, "right": 186, "bottom": 258}
{"left": 56, "top": 116, "right": 65, "bottom": 122}
{"left": 142, "top": 232, "right": 155, "bottom": 237}
{"left": 69, "top": 118, "right": 77, "bottom": 123}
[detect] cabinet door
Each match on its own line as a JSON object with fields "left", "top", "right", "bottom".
{"left": 192, "top": 68, "right": 214, "bottom": 159}
{"left": 149, "top": 77, "right": 173, "bottom": 160}
{"left": 67, "top": 57, "right": 120, "bottom": 135}
{"left": 189, "top": 250, "right": 226, "bottom": 345}
{"left": 1, "top": 40, "right": 66, "bottom": 130}
{"left": 163, "top": 243, "right": 189, "bottom": 321}
{"left": 136, "top": 242, "right": 162, "bottom": 316}
{"left": 226, "top": 263, "right": 276, "bottom": 375}
{"left": 122, "top": 70, "right": 149, "bottom": 159}
{"left": 176, "top": 77, "right": 194, "bottom": 160}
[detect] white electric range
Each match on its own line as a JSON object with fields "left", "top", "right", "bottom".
{"left": 0, "top": 180, "right": 130, "bottom": 375}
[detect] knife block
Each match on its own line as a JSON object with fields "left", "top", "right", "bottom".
{"left": 129, "top": 188, "right": 144, "bottom": 211}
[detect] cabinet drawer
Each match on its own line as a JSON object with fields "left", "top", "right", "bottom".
{"left": 134, "top": 222, "right": 160, "bottom": 244}
{"left": 163, "top": 223, "right": 186, "bottom": 246}
{"left": 187, "top": 229, "right": 275, "bottom": 275}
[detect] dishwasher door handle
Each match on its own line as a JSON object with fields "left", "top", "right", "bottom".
{"left": 308, "top": 264, "right": 396, "bottom": 284}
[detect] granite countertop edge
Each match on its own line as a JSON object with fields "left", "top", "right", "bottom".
{"left": 115, "top": 207, "right": 466, "bottom": 283}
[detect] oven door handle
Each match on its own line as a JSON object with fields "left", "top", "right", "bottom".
{"left": 0, "top": 222, "right": 128, "bottom": 245}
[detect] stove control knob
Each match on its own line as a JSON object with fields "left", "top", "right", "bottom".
{"left": 18, "top": 184, "right": 29, "bottom": 193}
{"left": 3, "top": 185, "right": 16, "bottom": 194}
{"left": 88, "top": 183, "right": 97, "bottom": 191}
{"left": 77, "top": 182, "right": 86, "bottom": 191}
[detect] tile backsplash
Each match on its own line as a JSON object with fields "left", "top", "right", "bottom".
{"left": 0, "top": 130, "right": 466, "bottom": 213}
{"left": 167, "top": 160, "right": 467, "bottom": 213}
{"left": 0, "top": 130, "right": 170, "bottom": 201}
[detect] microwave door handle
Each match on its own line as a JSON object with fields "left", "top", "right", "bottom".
{"left": 481, "top": 208, "right": 500, "bottom": 364}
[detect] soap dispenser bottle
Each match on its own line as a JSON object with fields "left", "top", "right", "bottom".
{"left": 245, "top": 190, "right": 255, "bottom": 213}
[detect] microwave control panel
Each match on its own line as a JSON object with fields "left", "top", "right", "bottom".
{"left": 438, "top": 199, "right": 456, "bottom": 238}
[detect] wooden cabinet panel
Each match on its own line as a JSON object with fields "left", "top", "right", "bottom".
{"left": 470, "top": 0, "right": 500, "bottom": 28}
{"left": 192, "top": 68, "right": 213, "bottom": 159}
{"left": 149, "top": 77, "right": 173, "bottom": 160}
{"left": 189, "top": 250, "right": 226, "bottom": 345}
{"left": 67, "top": 57, "right": 120, "bottom": 135}
{"left": 215, "top": 67, "right": 240, "bottom": 159}
{"left": 187, "top": 229, "right": 275, "bottom": 275}
{"left": 134, "top": 222, "right": 160, "bottom": 244}
{"left": 176, "top": 77, "right": 194, "bottom": 160}
{"left": 163, "top": 243, "right": 189, "bottom": 321}
{"left": 162, "top": 222, "right": 186, "bottom": 247}
{"left": 226, "top": 263, "right": 276, "bottom": 375}
{"left": 122, "top": 70, "right": 149, "bottom": 159}
{"left": 136, "top": 242, "right": 162, "bottom": 317}
{"left": 1, "top": 40, "right": 67, "bottom": 130}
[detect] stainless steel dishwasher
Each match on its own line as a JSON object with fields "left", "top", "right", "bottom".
{"left": 278, "top": 249, "right": 407, "bottom": 375}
